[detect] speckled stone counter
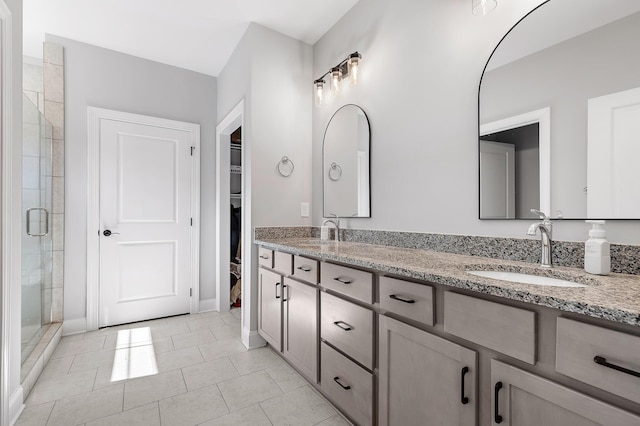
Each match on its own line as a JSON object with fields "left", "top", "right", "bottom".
{"left": 254, "top": 236, "right": 640, "bottom": 327}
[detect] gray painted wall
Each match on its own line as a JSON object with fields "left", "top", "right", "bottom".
{"left": 311, "top": 0, "right": 640, "bottom": 244}
{"left": 481, "top": 11, "right": 640, "bottom": 219}
{"left": 45, "top": 35, "right": 217, "bottom": 326}
{"left": 217, "top": 23, "right": 312, "bottom": 334}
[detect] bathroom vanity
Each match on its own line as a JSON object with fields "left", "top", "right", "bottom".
{"left": 255, "top": 232, "right": 640, "bottom": 426}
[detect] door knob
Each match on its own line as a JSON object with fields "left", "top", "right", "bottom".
{"left": 103, "top": 230, "right": 120, "bottom": 236}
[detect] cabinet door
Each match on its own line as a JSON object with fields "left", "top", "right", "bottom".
{"left": 283, "top": 278, "right": 318, "bottom": 382}
{"left": 379, "top": 316, "right": 477, "bottom": 426}
{"left": 491, "top": 359, "right": 640, "bottom": 426}
{"left": 258, "top": 268, "right": 282, "bottom": 351}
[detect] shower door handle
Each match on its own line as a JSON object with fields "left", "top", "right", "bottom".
{"left": 26, "top": 207, "right": 49, "bottom": 237}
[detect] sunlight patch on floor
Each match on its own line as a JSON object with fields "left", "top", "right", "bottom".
{"left": 111, "top": 327, "right": 158, "bottom": 381}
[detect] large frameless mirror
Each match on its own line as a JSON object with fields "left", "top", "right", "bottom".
{"left": 479, "top": 0, "right": 640, "bottom": 219}
{"left": 323, "top": 104, "right": 371, "bottom": 218}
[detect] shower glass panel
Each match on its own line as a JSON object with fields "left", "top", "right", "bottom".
{"left": 21, "top": 94, "right": 53, "bottom": 363}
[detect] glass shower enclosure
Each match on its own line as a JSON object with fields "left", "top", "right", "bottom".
{"left": 21, "top": 94, "right": 54, "bottom": 363}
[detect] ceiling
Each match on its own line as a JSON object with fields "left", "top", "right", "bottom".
{"left": 24, "top": 0, "right": 360, "bottom": 76}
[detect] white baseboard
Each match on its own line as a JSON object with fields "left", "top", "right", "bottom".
{"left": 9, "top": 386, "right": 24, "bottom": 426}
{"left": 199, "top": 298, "right": 216, "bottom": 313}
{"left": 62, "top": 318, "right": 87, "bottom": 336}
{"left": 242, "top": 328, "right": 266, "bottom": 350}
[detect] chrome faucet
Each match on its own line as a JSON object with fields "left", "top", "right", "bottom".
{"left": 322, "top": 216, "right": 340, "bottom": 242}
{"left": 527, "top": 209, "right": 553, "bottom": 268}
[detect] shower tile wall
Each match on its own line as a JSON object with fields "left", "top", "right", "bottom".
{"left": 43, "top": 42, "right": 65, "bottom": 323}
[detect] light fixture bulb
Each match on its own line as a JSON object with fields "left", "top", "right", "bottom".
{"left": 314, "top": 79, "right": 325, "bottom": 107}
{"left": 472, "top": 0, "right": 497, "bottom": 16}
{"left": 331, "top": 67, "right": 342, "bottom": 98}
{"left": 347, "top": 52, "right": 361, "bottom": 87}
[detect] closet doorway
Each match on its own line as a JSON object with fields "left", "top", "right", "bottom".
{"left": 215, "top": 101, "right": 248, "bottom": 327}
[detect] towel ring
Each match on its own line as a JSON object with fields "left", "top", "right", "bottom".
{"left": 277, "top": 156, "right": 295, "bottom": 177}
{"left": 328, "top": 162, "right": 342, "bottom": 181}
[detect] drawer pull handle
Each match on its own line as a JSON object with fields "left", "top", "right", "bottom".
{"left": 333, "top": 376, "right": 351, "bottom": 390}
{"left": 282, "top": 284, "right": 288, "bottom": 302}
{"left": 259, "top": 255, "right": 269, "bottom": 260}
{"left": 275, "top": 282, "right": 281, "bottom": 299}
{"left": 461, "top": 366, "right": 469, "bottom": 405}
{"left": 333, "top": 276, "right": 353, "bottom": 284}
{"left": 334, "top": 321, "right": 353, "bottom": 331}
{"left": 594, "top": 356, "right": 640, "bottom": 378}
{"left": 494, "top": 381, "right": 503, "bottom": 424}
{"left": 297, "top": 266, "right": 312, "bottom": 272}
{"left": 389, "top": 294, "right": 416, "bottom": 304}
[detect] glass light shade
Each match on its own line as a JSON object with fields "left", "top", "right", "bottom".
{"left": 472, "top": 0, "right": 497, "bottom": 16}
{"left": 348, "top": 54, "right": 361, "bottom": 87}
{"left": 314, "top": 80, "right": 325, "bottom": 107}
{"left": 331, "top": 68, "right": 342, "bottom": 98}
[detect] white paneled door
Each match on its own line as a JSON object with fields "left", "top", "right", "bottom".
{"left": 97, "top": 115, "right": 197, "bottom": 327}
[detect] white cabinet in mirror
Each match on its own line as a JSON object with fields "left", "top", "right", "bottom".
{"left": 479, "top": 0, "right": 640, "bottom": 219}
{"left": 323, "top": 104, "right": 371, "bottom": 218}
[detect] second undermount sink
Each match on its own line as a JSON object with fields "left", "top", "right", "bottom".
{"left": 466, "top": 270, "right": 587, "bottom": 288}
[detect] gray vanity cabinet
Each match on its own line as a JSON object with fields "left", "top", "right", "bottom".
{"left": 378, "top": 315, "right": 478, "bottom": 426}
{"left": 282, "top": 277, "right": 318, "bottom": 383}
{"left": 490, "top": 359, "right": 640, "bottom": 426}
{"left": 258, "top": 267, "right": 282, "bottom": 350}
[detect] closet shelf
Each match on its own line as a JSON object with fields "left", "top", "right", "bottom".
{"left": 230, "top": 143, "right": 242, "bottom": 151}
{"left": 230, "top": 165, "right": 242, "bottom": 174}
{"left": 230, "top": 193, "right": 242, "bottom": 199}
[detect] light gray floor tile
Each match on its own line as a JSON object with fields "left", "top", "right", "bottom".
{"left": 15, "top": 401, "right": 54, "bottom": 426}
{"left": 159, "top": 384, "right": 229, "bottom": 426}
{"left": 86, "top": 402, "right": 160, "bottom": 426}
{"left": 123, "top": 369, "right": 187, "bottom": 410}
{"left": 182, "top": 357, "right": 239, "bottom": 391}
{"left": 221, "top": 316, "right": 240, "bottom": 326}
{"left": 69, "top": 349, "right": 115, "bottom": 373}
{"left": 210, "top": 324, "right": 240, "bottom": 340}
{"left": 267, "top": 364, "right": 307, "bottom": 392}
{"left": 260, "top": 386, "right": 336, "bottom": 426}
{"left": 150, "top": 321, "right": 190, "bottom": 339}
{"left": 51, "top": 336, "right": 105, "bottom": 359}
{"left": 229, "top": 347, "right": 285, "bottom": 375}
{"left": 38, "top": 355, "right": 73, "bottom": 381}
{"left": 229, "top": 309, "right": 242, "bottom": 320}
{"left": 59, "top": 333, "right": 85, "bottom": 342}
{"left": 315, "top": 414, "right": 352, "bottom": 426}
{"left": 199, "top": 404, "right": 271, "bottom": 426}
{"left": 187, "top": 316, "right": 226, "bottom": 332}
{"left": 26, "top": 368, "right": 97, "bottom": 405}
{"left": 152, "top": 336, "right": 175, "bottom": 353}
{"left": 198, "top": 338, "right": 247, "bottom": 361}
{"left": 157, "top": 346, "right": 203, "bottom": 372}
{"left": 172, "top": 328, "right": 216, "bottom": 350}
{"left": 46, "top": 384, "right": 124, "bottom": 426}
{"left": 217, "top": 370, "right": 282, "bottom": 412}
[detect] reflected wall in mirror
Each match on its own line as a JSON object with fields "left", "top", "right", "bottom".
{"left": 479, "top": 0, "right": 640, "bottom": 219}
{"left": 323, "top": 104, "right": 371, "bottom": 218}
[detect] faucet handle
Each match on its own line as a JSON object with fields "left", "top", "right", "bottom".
{"left": 530, "top": 209, "right": 550, "bottom": 221}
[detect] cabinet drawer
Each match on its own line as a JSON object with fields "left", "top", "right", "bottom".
{"left": 321, "top": 262, "right": 373, "bottom": 304}
{"left": 321, "top": 342, "right": 373, "bottom": 426}
{"left": 258, "top": 247, "right": 273, "bottom": 268}
{"left": 321, "top": 292, "right": 374, "bottom": 369}
{"left": 293, "top": 255, "right": 319, "bottom": 284}
{"left": 556, "top": 317, "right": 640, "bottom": 405}
{"left": 273, "top": 251, "right": 293, "bottom": 275}
{"left": 444, "top": 292, "right": 536, "bottom": 365}
{"left": 379, "top": 276, "right": 434, "bottom": 326}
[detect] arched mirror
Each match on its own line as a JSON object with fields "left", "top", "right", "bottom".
{"left": 323, "top": 104, "right": 371, "bottom": 218}
{"left": 479, "top": 0, "right": 640, "bottom": 219}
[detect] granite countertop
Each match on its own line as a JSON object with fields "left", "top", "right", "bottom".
{"left": 254, "top": 237, "right": 640, "bottom": 327}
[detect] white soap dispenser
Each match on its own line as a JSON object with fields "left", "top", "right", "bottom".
{"left": 584, "top": 220, "right": 610, "bottom": 275}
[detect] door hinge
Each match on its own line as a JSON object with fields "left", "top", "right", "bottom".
{"left": 190, "top": 288, "right": 192, "bottom": 297}
{"left": 190, "top": 218, "right": 193, "bottom": 226}
{"left": 190, "top": 146, "right": 195, "bottom": 156}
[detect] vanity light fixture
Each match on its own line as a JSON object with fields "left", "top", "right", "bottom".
{"left": 472, "top": 0, "right": 497, "bottom": 16}
{"left": 314, "top": 51, "right": 362, "bottom": 106}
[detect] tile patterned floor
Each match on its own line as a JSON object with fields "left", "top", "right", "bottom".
{"left": 17, "top": 309, "right": 350, "bottom": 426}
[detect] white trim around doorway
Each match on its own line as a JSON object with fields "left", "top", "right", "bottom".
{"left": 86, "top": 107, "right": 201, "bottom": 331}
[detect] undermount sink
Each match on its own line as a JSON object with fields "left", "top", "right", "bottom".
{"left": 466, "top": 270, "right": 587, "bottom": 288}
